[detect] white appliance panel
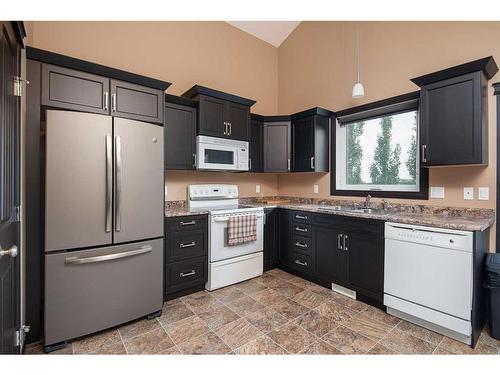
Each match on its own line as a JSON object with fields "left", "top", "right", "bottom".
{"left": 207, "top": 252, "right": 263, "bottom": 291}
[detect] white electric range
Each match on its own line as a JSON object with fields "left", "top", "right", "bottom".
{"left": 188, "top": 184, "right": 264, "bottom": 290}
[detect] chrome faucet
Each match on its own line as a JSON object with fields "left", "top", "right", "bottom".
{"left": 364, "top": 194, "right": 371, "bottom": 209}
{"left": 382, "top": 199, "right": 389, "bottom": 211}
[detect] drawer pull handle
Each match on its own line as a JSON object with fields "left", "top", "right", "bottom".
{"left": 180, "top": 220, "right": 196, "bottom": 226}
{"left": 180, "top": 270, "right": 196, "bottom": 277}
{"left": 295, "top": 242, "right": 307, "bottom": 248}
{"left": 180, "top": 242, "right": 196, "bottom": 248}
{"left": 65, "top": 245, "right": 152, "bottom": 265}
{"left": 295, "top": 226, "right": 308, "bottom": 233}
{"left": 295, "top": 214, "right": 308, "bottom": 220}
{"left": 294, "top": 259, "right": 308, "bottom": 267}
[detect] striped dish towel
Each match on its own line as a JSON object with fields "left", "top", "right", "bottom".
{"left": 227, "top": 214, "right": 257, "bottom": 246}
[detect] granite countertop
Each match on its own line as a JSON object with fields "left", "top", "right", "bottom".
{"left": 165, "top": 198, "right": 495, "bottom": 232}
{"left": 249, "top": 203, "right": 494, "bottom": 232}
{"left": 164, "top": 208, "right": 209, "bottom": 218}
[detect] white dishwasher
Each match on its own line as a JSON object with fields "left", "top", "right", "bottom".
{"left": 384, "top": 222, "right": 474, "bottom": 345}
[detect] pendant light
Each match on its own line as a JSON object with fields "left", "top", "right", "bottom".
{"left": 352, "top": 23, "right": 365, "bottom": 99}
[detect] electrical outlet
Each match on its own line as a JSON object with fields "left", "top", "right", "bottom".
{"left": 478, "top": 187, "right": 489, "bottom": 201}
{"left": 463, "top": 187, "right": 474, "bottom": 200}
{"left": 255, "top": 184, "right": 261, "bottom": 193}
{"left": 313, "top": 185, "right": 319, "bottom": 194}
{"left": 430, "top": 186, "right": 445, "bottom": 199}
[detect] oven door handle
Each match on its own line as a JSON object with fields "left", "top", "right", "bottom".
{"left": 213, "top": 214, "right": 264, "bottom": 223}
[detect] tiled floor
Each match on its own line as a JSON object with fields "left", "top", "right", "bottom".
{"left": 25, "top": 269, "right": 500, "bottom": 355}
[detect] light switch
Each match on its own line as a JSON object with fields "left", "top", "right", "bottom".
{"left": 478, "top": 187, "right": 489, "bottom": 201}
{"left": 463, "top": 187, "right": 474, "bottom": 200}
{"left": 430, "top": 186, "right": 445, "bottom": 199}
{"left": 313, "top": 185, "right": 319, "bottom": 194}
{"left": 256, "top": 184, "right": 261, "bottom": 193}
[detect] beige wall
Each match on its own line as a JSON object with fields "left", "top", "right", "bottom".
{"left": 29, "top": 21, "right": 280, "bottom": 201}
{"left": 278, "top": 21, "right": 499, "bottom": 210}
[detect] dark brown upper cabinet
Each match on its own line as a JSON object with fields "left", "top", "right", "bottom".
{"left": 412, "top": 56, "right": 498, "bottom": 167}
{"left": 32, "top": 47, "right": 169, "bottom": 124}
{"left": 182, "top": 85, "right": 256, "bottom": 141}
{"left": 41, "top": 64, "right": 110, "bottom": 115}
{"left": 164, "top": 95, "right": 197, "bottom": 170}
{"left": 111, "top": 80, "right": 164, "bottom": 124}
{"left": 263, "top": 116, "right": 291, "bottom": 172}
{"left": 291, "top": 107, "right": 332, "bottom": 172}
{"left": 249, "top": 114, "right": 264, "bottom": 172}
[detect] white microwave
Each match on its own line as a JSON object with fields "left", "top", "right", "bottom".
{"left": 196, "top": 135, "right": 249, "bottom": 171}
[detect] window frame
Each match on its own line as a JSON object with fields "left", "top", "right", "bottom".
{"left": 330, "top": 91, "right": 429, "bottom": 200}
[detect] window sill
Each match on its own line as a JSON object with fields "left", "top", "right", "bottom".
{"left": 330, "top": 188, "right": 429, "bottom": 200}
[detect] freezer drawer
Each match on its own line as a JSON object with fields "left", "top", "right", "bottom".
{"left": 44, "top": 239, "right": 163, "bottom": 346}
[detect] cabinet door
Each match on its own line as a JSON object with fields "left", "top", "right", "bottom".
{"left": 264, "top": 208, "right": 278, "bottom": 269}
{"left": 421, "top": 72, "right": 484, "bottom": 166}
{"left": 345, "top": 231, "right": 384, "bottom": 302}
{"left": 164, "top": 102, "right": 196, "bottom": 170}
{"left": 111, "top": 80, "right": 163, "bottom": 124}
{"left": 41, "top": 64, "right": 110, "bottom": 115}
{"left": 226, "top": 102, "right": 250, "bottom": 140}
{"left": 278, "top": 209, "right": 292, "bottom": 264}
{"left": 292, "top": 116, "right": 314, "bottom": 172}
{"left": 264, "top": 121, "right": 291, "bottom": 172}
{"left": 249, "top": 119, "right": 263, "bottom": 172}
{"left": 198, "top": 95, "right": 226, "bottom": 137}
{"left": 314, "top": 226, "right": 344, "bottom": 285}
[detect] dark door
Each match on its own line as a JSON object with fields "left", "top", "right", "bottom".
{"left": 249, "top": 118, "right": 263, "bottom": 172}
{"left": 198, "top": 95, "right": 226, "bottom": 138}
{"left": 264, "top": 208, "right": 278, "bottom": 270}
{"left": 264, "top": 121, "right": 291, "bottom": 172}
{"left": 164, "top": 102, "right": 196, "bottom": 170}
{"left": 314, "top": 226, "right": 344, "bottom": 285}
{"left": 292, "top": 116, "right": 314, "bottom": 172}
{"left": 345, "top": 231, "right": 384, "bottom": 302}
{"left": 421, "top": 72, "right": 483, "bottom": 166}
{"left": 111, "top": 80, "right": 163, "bottom": 124}
{"left": 226, "top": 102, "right": 249, "bottom": 140}
{"left": 0, "top": 21, "right": 22, "bottom": 355}
{"left": 41, "top": 64, "right": 110, "bottom": 115}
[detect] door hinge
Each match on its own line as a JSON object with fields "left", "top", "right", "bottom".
{"left": 15, "top": 325, "right": 30, "bottom": 347}
{"left": 13, "top": 77, "right": 25, "bottom": 97}
{"left": 12, "top": 205, "right": 21, "bottom": 222}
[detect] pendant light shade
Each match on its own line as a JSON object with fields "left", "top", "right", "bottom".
{"left": 352, "top": 82, "right": 365, "bottom": 98}
{"left": 352, "top": 24, "right": 364, "bottom": 99}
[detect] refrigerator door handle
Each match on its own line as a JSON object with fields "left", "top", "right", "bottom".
{"left": 64, "top": 245, "right": 152, "bottom": 265}
{"left": 115, "top": 135, "right": 122, "bottom": 232}
{"left": 105, "top": 134, "right": 112, "bottom": 233}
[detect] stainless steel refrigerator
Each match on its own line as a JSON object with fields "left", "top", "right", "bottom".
{"left": 43, "top": 110, "right": 164, "bottom": 349}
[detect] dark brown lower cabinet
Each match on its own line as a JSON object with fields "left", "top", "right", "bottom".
{"left": 164, "top": 214, "right": 208, "bottom": 300}
{"left": 278, "top": 209, "right": 385, "bottom": 305}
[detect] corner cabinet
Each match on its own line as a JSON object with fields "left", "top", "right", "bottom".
{"left": 263, "top": 116, "right": 291, "bottom": 172}
{"left": 291, "top": 108, "right": 332, "bottom": 172}
{"left": 263, "top": 208, "right": 279, "bottom": 270}
{"left": 412, "top": 56, "right": 498, "bottom": 166}
{"left": 182, "top": 85, "right": 256, "bottom": 141}
{"left": 164, "top": 95, "right": 197, "bottom": 170}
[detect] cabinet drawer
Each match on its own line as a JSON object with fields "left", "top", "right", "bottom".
{"left": 292, "top": 211, "right": 313, "bottom": 223}
{"left": 288, "top": 252, "right": 313, "bottom": 274}
{"left": 165, "top": 215, "right": 207, "bottom": 233}
{"left": 111, "top": 80, "right": 163, "bottom": 124}
{"left": 292, "top": 235, "right": 312, "bottom": 255}
{"left": 41, "top": 64, "right": 109, "bottom": 115}
{"left": 165, "top": 257, "right": 207, "bottom": 294}
{"left": 165, "top": 231, "right": 206, "bottom": 261}
{"left": 293, "top": 223, "right": 312, "bottom": 237}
